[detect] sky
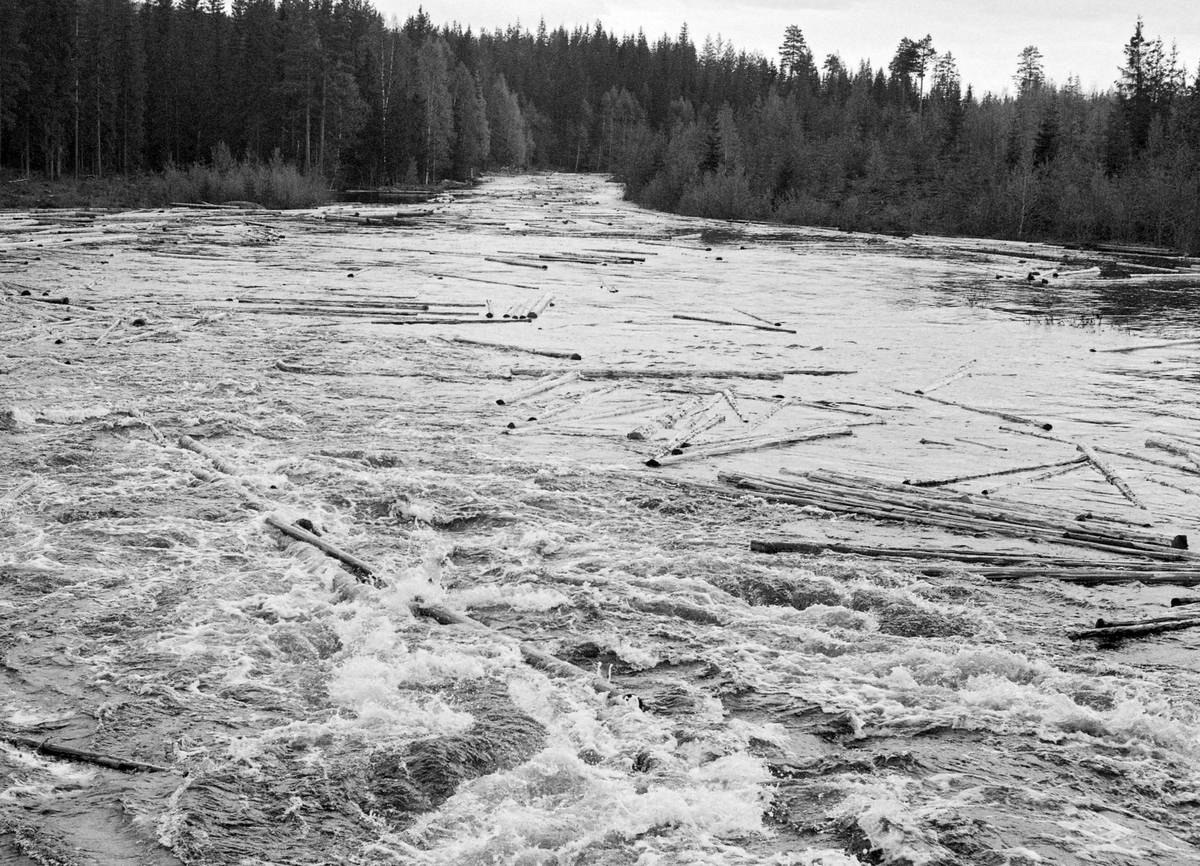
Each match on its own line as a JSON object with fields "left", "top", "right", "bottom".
{"left": 369, "top": 0, "right": 1200, "bottom": 96}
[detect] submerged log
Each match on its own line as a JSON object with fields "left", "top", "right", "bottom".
{"left": 0, "top": 733, "right": 172, "bottom": 773}
{"left": 914, "top": 360, "right": 975, "bottom": 395}
{"left": 178, "top": 434, "right": 239, "bottom": 476}
{"left": 1171, "top": 596, "right": 1200, "bottom": 607}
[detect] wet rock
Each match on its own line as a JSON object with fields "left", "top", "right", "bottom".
{"left": 365, "top": 681, "right": 545, "bottom": 819}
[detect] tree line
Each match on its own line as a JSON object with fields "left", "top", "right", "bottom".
{"left": 1, "top": 2, "right": 1199, "bottom": 251}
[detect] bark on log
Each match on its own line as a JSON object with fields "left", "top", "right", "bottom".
{"left": 371, "top": 317, "right": 529, "bottom": 325}
{"left": 671, "top": 313, "right": 797, "bottom": 334}
{"left": 981, "top": 460, "right": 1087, "bottom": 496}
{"left": 508, "top": 367, "right": 794, "bottom": 381}
{"left": 662, "top": 413, "right": 726, "bottom": 454}
{"left": 627, "top": 396, "right": 705, "bottom": 440}
{"left": 1077, "top": 442, "right": 1145, "bottom": 508}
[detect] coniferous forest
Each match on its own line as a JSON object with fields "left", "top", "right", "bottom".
{"left": 2, "top": 0, "right": 1200, "bottom": 251}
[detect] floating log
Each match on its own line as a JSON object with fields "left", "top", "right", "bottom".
{"left": 646, "top": 425, "right": 852, "bottom": 467}
{"left": 527, "top": 292, "right": 555, "bottom": 319}
{"left": 370, "top": 317, "right": 529, "bottom": 325}
{"left": 672, "top": 313, "right": 797, "bottom": 334}
{"left": 23, "top": 296, "right": 70, "bottom": 305}
{"left": 733, "top": 307, "right": 783, "bottom": 327}
{"left": 627, "top": 396, "right": 705, "bottom": 440}
{"left": 0, "top": 733, "right": 172, "bottom": 773}
{"left": 178, "top": 434, "right": 240, "bottom": 476}
{"left": 663, "top": 413, "right": 726, "bottom": 454}
{"left": 904, "top": 456, "right": 1086, "bottom": 488}
{"left": 485, "top": 256, "right": 548, "bottom": 270}
{"left": 506, "top": 367, "right": 846, "bottom": 381}
{"left": 485, "top": 299, "right": 494, "bottom": 318}
{"left": 264, "top": 514, "right": 380, "bottom": 584}
{"left": 980, "top": 568, "right": 1200, "bottom": 585}
{"left": 727, "top": 470, "right": 1176, "bottom": 555}
{"left": 95, "top": 317, "right": 122, "bottom": 346}
{"left": 720, "top": 389, "right": 750, "bottom": 423}
{"left": 955, "top": 437, "right": 1007, "bottom": 452}
{"left": 1145, "top": 435, "right": 1200, "bottom": 471}
{"left": 898, "top": 389, "right": 1052, "bottom": 430}
{"left": 1068, "top": 617, "right": 1200, "bottom": 640}
{"left": 914, "top": 360, "right": 975, "bottom": 395}
{"left": 449, "top": 336, "right": 580, "bottom": 361}
{"left": 981, "top": 460, "right": 1087, "bottom": 496}
{"left": 1092, "top": 337, "right": 1200, "bottom": 354}
{"left": 999, "top": 426, "right": 1200, "bottom": 477}
{"left": 1077, "top": 442, "right": 1145, "bottom": 508}
{"left": 496, "top": 371, "right": 580, "bottom": 406}
{"left": 1171, "top": 597, "right": 1200, "bottom": 607}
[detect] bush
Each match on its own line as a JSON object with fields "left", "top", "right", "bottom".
{"left": 145, "top": 145, "right": 330, "bottom": 209}
{"left": 676, "top": 170, "right": 764, "bottom": 220}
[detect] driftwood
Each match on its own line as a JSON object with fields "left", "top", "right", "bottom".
{"left": 0, "top": 733, "right": 172, "bottom": 773}
{"left": 646, "top": 425, "right": 852, "bottom": 467}
{"left": 904, "top": 456, "right": 1086, "bottom": 488}
{"left": 496, "top": 371, "right": 580, "bottom": 406}
{"left": 1076, "top": 442, "right": 1145, "bottom": 508}
{"left": 449, "top": 336, "right": 581, "bottom": 361}
{"left": 96, "top": 317, "right": 122, "bottom": 346}
{"left": 1068, "top": 616, "right": 1200, "bottom": 640}
{"left": 671, "top": 313, "right": 797, "bottom": 334}
{"left": 899, "top": 389, "right": 1052, "bottom": 430}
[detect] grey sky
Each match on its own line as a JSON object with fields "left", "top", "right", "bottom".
{"left": 371, "top": 0, "right": 1200, "bottom": 96}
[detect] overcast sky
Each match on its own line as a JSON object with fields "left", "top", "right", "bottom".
{"left": 369, "top": 0, "right": 1200, "bottom": 96}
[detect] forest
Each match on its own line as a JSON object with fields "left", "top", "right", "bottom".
{"left": 2, "top": 0, "right": 1200, "bottom": 251}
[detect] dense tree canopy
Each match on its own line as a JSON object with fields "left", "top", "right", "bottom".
{"left": 1, "top": 3, "right": 1199, "bottom": 251}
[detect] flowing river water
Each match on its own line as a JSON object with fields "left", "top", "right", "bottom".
{"left": 2, "top": 174, "right": 1200, "bottom": 864}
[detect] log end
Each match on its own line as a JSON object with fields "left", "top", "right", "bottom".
{"left": 1040, "top": 423, "right": 1053, "bottom": 431}
{"left": 1172, "top": 534, "right": 1189, "bottom": 550}
{"left": 570, "top": 353, "right": 583, "bottom": 361}
{"left": 645, "top": 458, "right": 662, "bottom": 468}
